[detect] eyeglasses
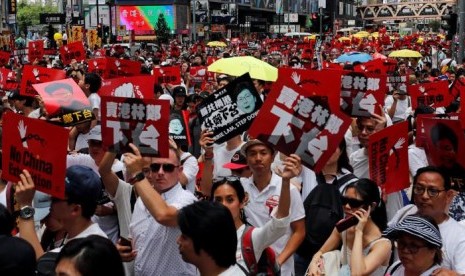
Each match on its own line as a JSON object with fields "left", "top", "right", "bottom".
{"left": 340, "top": 196, "right": 366, "bottom": 209}
{"left": 413, "top": 185, "right": 446, "bottom": 198}
{"left": 395, "top": 240, "right": 429, "bottom": 254}
{"left": 149, "top": 163, "right": 179, "bottom": 173}
{"left": 213, "top": 176, "right": 241, "bottom": 185}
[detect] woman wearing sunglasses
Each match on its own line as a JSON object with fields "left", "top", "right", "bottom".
{"left": 210, "top": 154, "right": 301, "bottom": 274}
{"left": 307, "top": 179, "right": 392, "bottom": 276}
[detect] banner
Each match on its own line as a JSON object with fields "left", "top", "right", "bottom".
{"left": 368, "top": 121, "right": 409, "bottom": 194}
{"left": 189, "top": 66, "right": 207, "bottom": 86}
{"left": 386, "top": 74, "right": 407, "bottom": 94}
{"left": 248, "top": 69, "right": 352, "bottom": 172}
{"left": 107, "top": 57, "right": 141, "bottom": 78}
{"left": 0, "top": 68, "right": 19, "bottom": 92}
{"left": 100, "top": 76, "right": 155, "bottom": 99}
{"left": 87, "top": 57, "right": 109, "bottom": 78}
{"left": 353, "top": 59, "right": 387, "bottom": 75}
{"left": 59, "top": 41, "right": 86, "bottom": 65}
{"left": 153, "top": 66, "right": 181, "bottom": 85}
{"left": 27, "top": 40, "right": 44, "bottom": 62}
{"left": 341, "top": 72, "right": 386, "bottom": 117}
{"left": 423, "top": 118, "right": 465, "bottom": 191}
{"left": 32, "top": 78, "right": 92, "bottom": 126}
{"left": 2, "top": 112, "right": 69, "bottom": 199}
{"left": 0, "top": 51, "right": 10, "bottom": 65}
{"left": 101, "top": 96, "right": 170, "bottom": 157}
{"left": 197, "top": 74, "right": 262, "bottom": 144}
{"left": 20, "top": 65, "right": 66, "bottom": 97}
{"left": 408, "top": 81, "right": 452, "bottom": 109}
{"left": 71, "top": 26, "right": 84, "bottom": 43}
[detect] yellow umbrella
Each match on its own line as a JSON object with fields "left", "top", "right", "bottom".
{"left": 437, "top": 34, "right": 445, "bottom": 39}
{"left": 207, "top": 41, "right": 227, "bottom": 47}
{"left": 338, "top": 37, "right": 351, "bottom": 42}
{"left": 388, "top": 49, "right": 422, "bottom": 58}
{"left": 208, "top": 56, "right": 278, "bottom": 81}
{"left": 354, "top": 31, "right": 370, "bottom": 38}
{"left": 305, "top": 34, "right": 318, "bottom": 40}
{"left": 370, "top": 32, "right": 379, "bottom": 38}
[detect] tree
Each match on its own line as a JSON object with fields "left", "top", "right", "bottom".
{"left": 155, "top": 13, "right": 170, "bottom": 44}
{"left": 429, "top": 20, "right": 441, "bottom": 33}
{"left": 17, "top": 2, "right": 58, "bottom": 35}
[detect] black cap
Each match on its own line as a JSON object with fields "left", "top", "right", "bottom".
{"left": 172, "top": 86, "right": 187, "bottom": 98}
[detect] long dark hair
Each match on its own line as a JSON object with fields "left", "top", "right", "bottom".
{"left": 337, "top": 139, "right": 353, "bottom": 173}
{"left": 210, "top": 177, "right": 248, "bottom": 225}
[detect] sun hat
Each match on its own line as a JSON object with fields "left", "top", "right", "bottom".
{"left": 383, "top": 215, "right": 442, "bottom": 248}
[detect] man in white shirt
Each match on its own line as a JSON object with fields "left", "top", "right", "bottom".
{"left": 384, "top": 86, "right": 410, "bottom": 124}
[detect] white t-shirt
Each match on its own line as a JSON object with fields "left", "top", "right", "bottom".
{"left": 384, "top": 95, "right": 410, "bottom": 123}
{"left": 180, "top": 152, "right": 199, "bottom": 194}
{"left": 387, "top": 260, "right": 441, "bottom": 276}
{"left": 241, "top": 173, "right": 306, "bottom": 276}
{"left": 408, "top": 145, "right": 428, "bottom": 177}
{"left": 51, "top": 223, "right": 107, "bottom": 253}
{"left": 88, "top": 93, "right": 101, "bottom": 120}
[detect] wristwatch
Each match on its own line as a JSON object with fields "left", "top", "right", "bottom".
{"left": 129, "top": 171, "right": 146, "bottom": 184}
{"left": 19, "top": 206, "right": 35, "bottom": 220}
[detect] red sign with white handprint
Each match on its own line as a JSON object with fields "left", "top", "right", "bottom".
{"left": 408, "top": 81, "right": 452, "bottom": 110}
{"left": 28, "top": 40, "right": 44, "bottom": 63}
{"left": 107, "top": 57, "right": 141, "bottom": 78}
{"left": 0, "top": 68, "right": 19, "bottom": 92}
{"left": 100, "top": 76, "right": 155, "bottom": 99}
{"left": 152, "top": 66, "right": 181, "bottom": 85}
{"left": 59, "top": 41, "right": 86, "bottom": 65}
{"left": 20, "top": 65, "right": 66, "bottom": 97}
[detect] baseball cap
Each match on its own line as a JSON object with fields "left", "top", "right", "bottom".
{"left": 240, "top": 139, "right": 274, "bottom": 156}
{"left": 33, "top": 191, "right": 51, "bottom": 222}
{"left": 159, "top": 93, "right": 174, "bottom": 106}
{"left": 65, "top": 165, "right": 103, "bottom": 204}
{"left": 7, "top": 90, "right": 22, "bottom": 101}
{"left": 172, "top": 86, "right": 187, "bottom": 97}
{"left": 223, "top": 150, "right": 248, "bottom": 170}
{"left": 383, "top": 215, "right": 442, "bottom": 248}
{"left": 87, "top": 125, "right": 102, "bottom": 141}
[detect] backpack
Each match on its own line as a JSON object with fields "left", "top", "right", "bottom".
{"left": 297, "top": 173, "right": 357, "bottom": 258}
{"left": 36, "top": 251, "right": 60, "bottom": 276}
{"left": 238, "top": 225, "right": 281, "bottom": 276}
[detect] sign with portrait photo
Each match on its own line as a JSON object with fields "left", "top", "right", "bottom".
{"left": 100, "top": 76, "right": 155, "bottom": 99}
{"left": 2, "top": 112, "right": 69, "bottom": 199}
{"left": 169, "top": 112, "right": 190, "bottom": 150}
{"left": 197, "top": 73, "right": 262, "bottom": 144}
{"left": 101, "top": 96, "right": 170, "bottom": 157}
{"left": 248, "top": 69, "right": 352, "bottom": 172}
{"left": 33, "top": 78, "right": 92, "bottom": 126}
{"left": 423, "top": 118, "right": 465, "bottom": 191}
{"left": 20, "top": 65, "right": 66, "bottom": 97}
{"left": 368, "top": 121, "right": 410, "bottom": 194}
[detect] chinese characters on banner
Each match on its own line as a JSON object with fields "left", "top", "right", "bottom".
{"left": 368, "top": 122, "right": 409, "bottom": 194}
{"left": 386, "top": 75, "right": 407, "bottom": 94}
{"left": 2, "top": 112, "right": 69, "bottom": 199}
{"left": 248, "top": 69, "right": 352, "bottom": 172}
{"left": 28, "top": 40, "right": 44, "bottom": 62}
{"left": 20, "top": 65, "right": 66, "bottom": 97}
{"left": 101, "top": 96, "right": 170, "bottom": 157}
{"left": 197, "top": 74, "right": 262, "bottom": 144}
{"left": 59, "top": 41, "right": 86, "bottom": 65}
{"left": 33, "top": 78, "right": 92, "bottom": 126}
{"left": 100, "top": 76, "right": 155, "bottom": 99}
{"left": 107, "top": 57, "right": 141, "bottom": 78}
{"left": 0, "top": 68, "right": 19, "bottom": 92}
{"left": 422, "top": 118, "right": 465, "bottom": 192}
{"left": 353, "top": 59, "right": 387, "bottom": 75}
{"left": 152, "top": 66, "right": 181, "bottom": 85}
{"left": 341, "top": 72, "right": 386, "bottom": 117}
{"left": 408, "top": 81, "right": 452, "bottom": 109}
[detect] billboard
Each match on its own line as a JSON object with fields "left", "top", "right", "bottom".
{"left": 119, "top": 6, "right": 175, "bottom": 31}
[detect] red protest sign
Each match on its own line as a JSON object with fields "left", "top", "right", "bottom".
{"left": 408, "top": 81, "right": 452, "bottom": 109}
{"left": 88, "top": 58, "right": 109, "bottom": 78}
{"left": 248, "top": 69, "right": 351, "bottom": 172}
{"left": 101, "top": 96, "right": 170, "bottom": 157}
{"left": 0, "top": 51, "right": 10, "bottom": 65}
{"left": 28, "top": 40, "right": 44, "bottom": 62}
{"left": 450, "top": 77, "right": 465, "bottom": 99}
{"left": 423, "top": 118, "right": 465, "bottom": 191}
{"left": 33, "top": 78, "right": 92, "bottom": 125}
{"left": 100, "top": 76, "right": 155, "bottom": 99}
{"left": 2, "top": 112, "right": 69, "bottom": 199}
{"left": 368, "top": 121, "right": 409, "bottom": 194}
{"left": 340, "top": 72, "right": 386, "bottom": 117}
{"left": 0, "top": 68, "right": 19, "bottom": 92}
{"left": 59, "top": 41, "right": 86, "bottom": 65}
{"left": 461, "top": 88, "right": 465, "bottom": 130}
{"left": 107, "top": 57, "right": 141, "bottom": 78}
{"left": 189, "top": 66, "right": 207, "bottom": 85}
{"left": 386, "top": 74, "right": 407, "bottom": 94}
{"left": 353, "top": 59, "right": 387, "bottom": 75}
{"left": 153, "top": 66, "right": 181, "bottom": 85}
{"left": 20, "top": 65, "right": 66, "bottom": 97}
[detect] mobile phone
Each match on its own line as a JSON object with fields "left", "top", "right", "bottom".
{"left": 335, "top": 215, "right": 358, "bottom": 233}
{"left": 119, "top": 237, "right": 132, "bottom": 249}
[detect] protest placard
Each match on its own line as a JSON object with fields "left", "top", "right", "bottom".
{"left": 422, "top": 118, "right": 465, "bottom": 192}
{"left": 0, "top": 51, "right": 10, "bottom": 65}
{"left": 28, "top": 40, "right": 44, "bottom": 63}
{"left": 101, "top": 96, "right": 170, "bottom": 157}
{"left": 340, "top": 71, "right": 386, "bottom": 117}
{"left": 248, "top": 69, "right": 352, "bottom": 172}
{"left": 0, "top": 68, "right": 19, "bottom": 92}
{"left": 353, "top": 59, "right": 387, "bottom": 75}
{"left": 21, "top": 65, "right": 66, "bottom": 97}
{"left": 88, "top": 57, "right": 109, "bottom": 79}
{"left": 386, "top": 74, "right": 407, "bottom": 94}
{"left": 189, "top": 66, "right": 207, "bottom": 86}
{"left": 169, "top": 112, "right": 191, "bottom": 150}
{"left": 2, "top": 112, "right": 69, "bottom": 199}
{"left": 408, "top": 81, "right": 452, "bottom": 109}
{"left": 153, "top": 66, "right": 181, "bottom": 85}
{"left": 368, "top": 121, "right": 409, "bottom": 194}
{"left": 415, "top": 113, "right": 460, "bottom": 147}
{"left": 33, "top": 78, "right": 92, "bottom": 126}
{"left": 197, "top": 73, "right": 262, "bottom": 144}
{"left": 59, "top": 41, "right": 85, "bottom": 65}
{"left": 107, "top": 57, "right": 141, "bottom": 78}
{"left": 100, "top": 76, "right": 155, "bottom": 99}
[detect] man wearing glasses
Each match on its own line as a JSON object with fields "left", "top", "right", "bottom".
{"left": 388, "top": 166, "right": 465, "bottom": 275}
{"left": 117, "top": 143, "right": 197, "bottom": 276}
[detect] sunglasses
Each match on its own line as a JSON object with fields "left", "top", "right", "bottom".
{"left": 340, "top": 196, "right": 366, "bottom": 209}
{"left": 149, "top": 163, "right": 179, "bottom": 173}
{"left": 213, "top": 176, "right": 240, "bottom": 185}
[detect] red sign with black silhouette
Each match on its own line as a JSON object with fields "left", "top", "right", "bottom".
{"left": 100, "top": 76, "right": 155, "bottom": 99}
{"left": 27, "top": 40, "right": 44, "bottom": 63}
{"left": 248, "top": 68, "right": 352, "bottom": 172}
{"left": 152, "top": 66, "right": 181, "bottom": 85}
{"left": 368, "top": 121, "right": 410, "bottom": 194}
{"left": 20, "top": 65, "right": 66, "bottom": 97}
{"left": 408, "top": 81, "right": 452, "bottom": 110}
{"left": 101, "top": 96, "right": 170, "bottom": 157}
{"left": 2, "top": 112, "right": 69, "bottom": 199}
{"left": 59, "top": 41, "right": 86, "bottom": 65}
{"left": 33, "top": 78, "right": 92, "bottom": 126}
